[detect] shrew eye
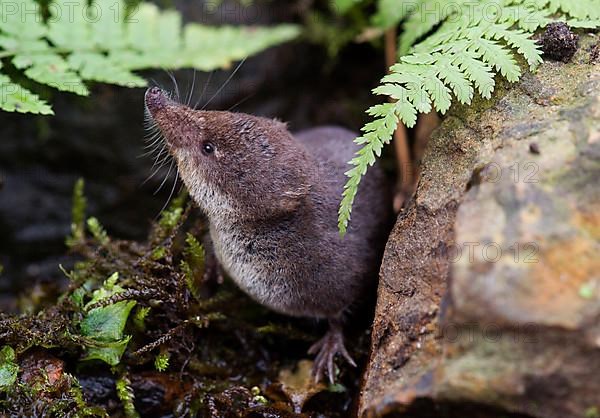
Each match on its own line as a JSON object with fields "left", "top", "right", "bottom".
{"left": 202, "top": 142, "right": 215, "bottom": 156}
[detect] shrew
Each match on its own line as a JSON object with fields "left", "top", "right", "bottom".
{"left": 144, "top": 87, "right": 393, "bottom": 382}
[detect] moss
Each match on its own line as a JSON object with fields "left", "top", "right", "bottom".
{"left": 0, "top": 180, "right": 365, "bottom": 417}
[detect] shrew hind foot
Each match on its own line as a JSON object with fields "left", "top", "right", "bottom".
{"left": 308, "top": 318, "right": 356, "bottom": 383}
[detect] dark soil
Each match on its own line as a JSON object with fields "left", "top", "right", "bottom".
{"left": 540, "top": 22, "right": 579, "bottom": 63}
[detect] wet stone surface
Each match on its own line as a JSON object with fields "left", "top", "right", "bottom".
{"left": 360, "top": 35, "right": 600, "bottom": 418}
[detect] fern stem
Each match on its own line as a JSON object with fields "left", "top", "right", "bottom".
{"left": 385, "top": 27, "right": 412, "bottom": 209}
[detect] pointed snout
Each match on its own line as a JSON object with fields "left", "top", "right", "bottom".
{"left": 144, "top": 87, "right": 202, "bottom": 150}
{"left": 145, "top": 87, "right": 168, "bottom": 115}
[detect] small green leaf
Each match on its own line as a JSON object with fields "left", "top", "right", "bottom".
{"left": 80, "top": 273, "right": 136, "bottom": 366}
{"left": 154, "top": 351, "right": 170, "bottom": 372}
{"left": 87, "top": 217, "right": 109, "bottom": 245}
{"left": 328, "top": 382, "right": 347, "bottom": 393}
{"left": 82, "top": 300, "right": 136, "bottom": 342}
{"left": 68, "top": 53, "right": 147, "bottom": 87}
{"left": 84, "top": 336, "right": 132, "bottom": 366}
{"left": 116, "top": 375, "right": 140, "bottom": 418}
{"left": 0, "top": 0, "right": 46, "bottom": 39}
{"left": 132, "top": 306, "right": 150, "bottom": 331}
{"left": 0, "top": 346, "right": 19, "bottom": 391}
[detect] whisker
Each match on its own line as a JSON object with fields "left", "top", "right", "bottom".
{"left": 142, "top": 142, "right": 163, "bottom": 155}
{"left": 139, "top": 143, "right": 164, "bottom": 158}
{"left": 153, "top": 152, "right": 172, "bottom": 173}
{"left": 143, "top": 134, "right": 162, "bottom": 148}
{"left": 187, "top": 69, "right": 197, "bottom": 107}
{"left": 154, "top": 160, "right": 175, "bottom": 195}
{"left": 194, "top": 71, "right": 214, "bottom": 109}
{"left": 227, "top": 91, "right": 256, "bottom": 112}
{"left": 157, "top": 170, "right": 180, "bottom": 218}
{"left": 202, "top": 57, "right": 246, "bottom": 110}
{"left": 142, "top": 151, "right": 170, "bottom": 186}
{"left": 166, "top": 70, "right": 181, "bottom": 103}
{"left": 151, "top": 145, "right": 167, "bottom": 165}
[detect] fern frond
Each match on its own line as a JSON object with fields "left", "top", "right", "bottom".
{"left": 483, "top": 23, "right": 544, "bottom": 70}
{"left": 398, "top": 0, "right": 453, "bottom": 56}
{"left": 457, "top": 50, "right": 495, "bottom": 99}
{"left": 338, "top": 0, "right": 600, "bottom": 235}
{"left": 338, "top": 103, "right": 397, "bottom": 233}
{"left": 0, "top": 74, "right": 52, "bottom": 114}
{"left": 373, "top": 0, "right": 425, "bottom": 30}
{"left": 0, "top": 0, "right": 300, "bottom": 114}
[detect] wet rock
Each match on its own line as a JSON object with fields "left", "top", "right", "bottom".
{"left": 202, "top": 386, "right": 256, "bottom": 417}
{"left": 130, "top": 372, "right": 192, "bottom": 417}
{"left": 270, "top": 360, "right": 327, "bottom": 413}
{"left": 19, "top": 350, "right": 66, "bottom": 391}
{"left": 360, "top": 36, "right": 600, "bottom": 417}
{"left": 78, "top": 373, "right": 117, "bottom": 405}
{"left": 529, "top": 143, "right": 540, "bottom": 155}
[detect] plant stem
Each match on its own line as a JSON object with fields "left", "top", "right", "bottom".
{"left": 385, "top": 28, "right": 412, "bottom": 211}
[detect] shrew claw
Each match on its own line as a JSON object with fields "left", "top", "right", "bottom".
{"left": 308, "top": 319, "right": 355, "bottom": 384}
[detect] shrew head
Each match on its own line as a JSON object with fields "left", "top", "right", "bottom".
{"left": 144, "top": 87, "right": 314, "bottom": 220}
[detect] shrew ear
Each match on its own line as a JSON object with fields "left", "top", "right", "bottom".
{"left": 280, "top": 183, "right": 311, "bottom": 212}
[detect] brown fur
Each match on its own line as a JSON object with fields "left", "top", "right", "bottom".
{"left": 145, "top": 87, "right": 393, "bottom": 320}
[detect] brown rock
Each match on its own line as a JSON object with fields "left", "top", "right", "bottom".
{"left": 19, "top": 349, "right": 67, "bottom": 394}
{"left": 360, "top": 36, "right": 600, "bottom": 418}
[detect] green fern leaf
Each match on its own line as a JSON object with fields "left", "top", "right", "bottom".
{"left": 89, "top": 0, "right": 129, "bottom": 50}
{"left": 398, "top": 0, "right": 447, "bottom": 56}
{"left": 338, "top": 0, "right": 600, "bottom": 233}
{"left": 423, "top": 75, "right": 452, "bottom": 113}
{"left": 458, "top": 50, "right": 495, "bottom": 99}
{"left": 0, "top": 0, "right": 300, "bottom": 114}
{"left": 0, "top": 0, "right": 46, "bottom": 39}
{"left": 484, "top": 23, "right": 543, "bottom": 70}
{"left": 567, "top": 19, "right": 600, "bottom": 28}
{"left": 373, "top": 0, "right": 423, "bottom": 29}
{"left": 468, "top": 37, "right": 521, "bottom": 82}
{"left": 434, "top": 54, "right": 473, "bottom": 104}
{"left": 13, "top": 53, "right": 89, "bottom": 95}
{"left": 46, "top": 0, "right": 92, "bottom": 50}
{"left": 499, "top": 5, "right": 551, "bottom": 31}
{"left": 338, "top": 102, "right": 396, "bottom": 235}
{"left": 68, "top": 53, "right": 146, "bottom": 87}
{"left": 407, "top": 82, "right": 432, "bottom": 113}
{"left": 0, "top": 74, "right": 53, "bottom": 114}
{"left": 556, "top": 0, "right": 600, "bottom": 20}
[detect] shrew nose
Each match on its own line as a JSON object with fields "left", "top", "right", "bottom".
{"left": 145, "top": 87, "right": 167, "bottom": 113}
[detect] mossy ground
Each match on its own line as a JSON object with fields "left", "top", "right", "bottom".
{"left": 0, "top": 181, "right": 369, "bottom": 417}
